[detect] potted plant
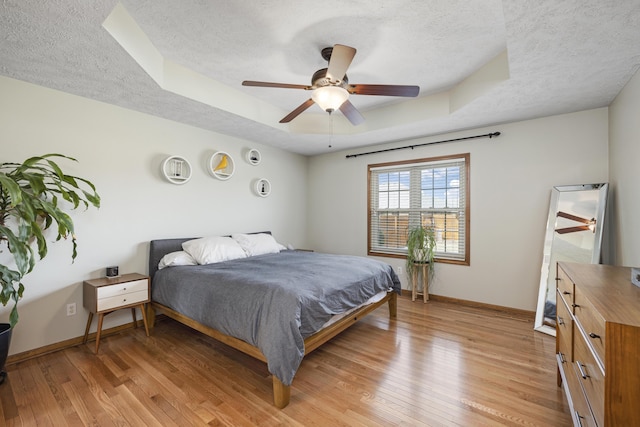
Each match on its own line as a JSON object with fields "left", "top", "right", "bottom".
{"left": 405, "top": 224, "right": 436, "bottom": 290}
{"left": 0, "top": 154, "right": 100, "bottom": 383}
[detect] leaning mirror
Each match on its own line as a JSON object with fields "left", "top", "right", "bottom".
{"left": 534, "top": 183, "right": 608, "bottom": 336}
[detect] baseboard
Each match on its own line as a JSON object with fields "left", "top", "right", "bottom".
{"left": 5, "top": 317, "right": 163, "bottom": 366}
{"left": 399, "top": 289, "right": 535, "bottom": 320}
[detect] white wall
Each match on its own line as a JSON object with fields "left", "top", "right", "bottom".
{"left": 0, "top": 76, "right": 308, "bottom": 355}
{"left": 307, "top": 109, "right": 609, "bottom": 311}
{"left": 1, "top": 70, "right": 622, "bottom": 356}
{"left": 609, "top": 68, "right": 640, "bottom": 267}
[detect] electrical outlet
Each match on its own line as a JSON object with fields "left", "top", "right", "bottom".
{"left": 396, "top": 265, "right": 403, "bottom": 276}
{"left": 66, "top": 302, "right": 76, "bottom": 316}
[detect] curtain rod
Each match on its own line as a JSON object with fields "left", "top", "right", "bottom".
{"left": 345, "top": 131, "right": 501, "bottom": 159}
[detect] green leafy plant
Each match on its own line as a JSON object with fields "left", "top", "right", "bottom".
{"left": 405, "top": 224, "right": 436, "bottom": 282}
{"left": 0, "top": 154, "right": 100, "bottom": 327}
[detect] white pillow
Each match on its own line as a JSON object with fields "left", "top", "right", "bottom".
{"left": 158, "top": 251, "right": 197, "bottom": 270}
{"left": 232, "top": 233, "right": 286, "bottom": 257}
{"left": 182, "top": 236, "right": 247, "bottom": 265}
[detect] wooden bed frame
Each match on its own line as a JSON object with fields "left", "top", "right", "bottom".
{"left": 146, "top": 291, "right": 397, "bottom": 408}
{"left": 147, "top": 235, "right": 398, "bottom": 408}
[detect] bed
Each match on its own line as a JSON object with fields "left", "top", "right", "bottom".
{"left": 147, "top": 233, "right": 401, "bottom": 408}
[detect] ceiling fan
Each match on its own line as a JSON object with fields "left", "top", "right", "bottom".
{"left": 242, "top": 44, "right": 420, "bottom": 126}
{"left": 555, "top": 211, "right": 597, "bottom": 234}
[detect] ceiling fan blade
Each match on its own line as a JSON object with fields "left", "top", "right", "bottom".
{"left": 556, "top": 211, "right": 594, "bottom": 225}
{"left": 555, "top": 225, "right": 591, "bottom": 234}
{"left": 326, "top": 44, "right": 356, "bottom": 83}
{"left": 279, "top": 98, "right": 315, "bottom": 123}
{"left": 242, "top": 80, "right": 310, "bottom": 90}
{"left": 339, "top": 100, "right": 365, "bottom": 126}
{"left": 348, "top": 84, "right": 420, "bottom": 97}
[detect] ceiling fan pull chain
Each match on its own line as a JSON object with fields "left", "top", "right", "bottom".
{"left": 328, "top": 113, "right": 334, "bottom": 149}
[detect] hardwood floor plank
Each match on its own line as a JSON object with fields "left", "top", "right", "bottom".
{"left": 112, "top": 381, "right": 171, "bottom": 426}
{"left": 61, "top": 380, "right": 118, "bottom": 426}
{"left": 1, "top": 297, "right": 571, "bottom": 426}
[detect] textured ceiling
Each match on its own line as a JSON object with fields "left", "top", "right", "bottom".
{"left": 1, "top": 1, "right": 640, "bottom": 156}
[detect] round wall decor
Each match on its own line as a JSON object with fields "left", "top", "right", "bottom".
{"left": 162, "top": 155, "right": 192, "bottom": 184}
{"left": 255, "top": 178, "right": 271, "bottom": 197}
{"left": 246, "top": 148, "right": 261, "bottom": 165}
{"left": 208, "top": 151, "right": 235, "bottom": 180}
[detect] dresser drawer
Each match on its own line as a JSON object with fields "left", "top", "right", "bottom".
{"left": 559, "top": 353, "right": 598, "bottom": 427}
{"left": 573, "top": 331, "right": 604, "bottom": 425}
{"left": 556, "top": 266, "right": 574, "bottom": 307}
{"left": 573, "top": 286, "right": 606, "bottom": 367}
{"left": 556, "top": 294, "right": 573, "bottom": 362}
{"left": 97, "top": 279, "right": 148, "bottom": 299}
{"left": 96, "top": 289, "right": 149, "bottom": 312}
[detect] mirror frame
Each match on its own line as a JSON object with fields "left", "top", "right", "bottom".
{"left": 534, "top": 183, "right": 608, "bottom": 336}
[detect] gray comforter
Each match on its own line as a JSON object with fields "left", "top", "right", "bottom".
{"left": 152, "top": 250, "right": 401, "bottom": 385}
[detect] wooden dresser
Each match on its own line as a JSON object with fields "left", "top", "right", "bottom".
{"left": 556, "top": 262, "right": 640, "bottom": 427}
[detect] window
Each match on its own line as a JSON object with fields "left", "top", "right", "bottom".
{"left": 368, "top": 153, "right": 470, "bottom": 265}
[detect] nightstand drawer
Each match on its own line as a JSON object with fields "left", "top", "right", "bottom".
{"left": 97, "top": 289, "right": 149, "bottom": 312}
{"left": 97, "top": 279, "right": 148, "bottom": 299}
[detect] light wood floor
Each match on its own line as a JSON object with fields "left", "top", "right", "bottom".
{"left": 0, "top": 297, "right": 571, "bottom": 426}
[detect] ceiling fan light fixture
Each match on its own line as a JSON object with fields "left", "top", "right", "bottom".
{"left": 312, "top": 86, "right": 349, "bottom": 113}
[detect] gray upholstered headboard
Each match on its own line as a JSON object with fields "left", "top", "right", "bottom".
{"left": 149, "top": 237, "right": 192, "bottom": 281}
{"left": 148, "top": 231, "right": 272, "bottom": 281}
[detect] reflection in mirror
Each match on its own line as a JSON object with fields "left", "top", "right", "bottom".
{"left": 534, "top": 183, "right": 608, "bottom": 336}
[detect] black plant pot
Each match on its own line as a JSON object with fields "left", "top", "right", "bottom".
{"left": 0, "top": 323, "right": 12, "bottom": 385}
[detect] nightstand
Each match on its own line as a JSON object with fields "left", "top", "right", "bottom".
{"left": 82, "top": 273, "right": 150, "bottom": 353}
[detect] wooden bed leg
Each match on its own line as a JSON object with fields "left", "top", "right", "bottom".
{"left": 272, "top": 376, "right": 291, "bottom": 409}
{"left": 389, "top": 292, "right": 398, "bottom": 318}
{"left": 146, "top": 304, "right": 156, "bottom": 329}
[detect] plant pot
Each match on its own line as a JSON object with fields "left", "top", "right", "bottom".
{"left": 0, "top": 323, "right": 12, "bottom": 385}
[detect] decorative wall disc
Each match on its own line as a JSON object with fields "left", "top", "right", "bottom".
{"left": 255, "top": 178, "right": 271, "bottom": 197}
{"left": 162, "top": 155, "right": 192, "bottom": 185}
{"left": 208, "top": 151, "right": 235, "bottom": 180}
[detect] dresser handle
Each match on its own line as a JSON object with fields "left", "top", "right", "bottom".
{"left": 559, "top": 352, "right": 566, "bottom": 364}
{"left": 575, "top": 411, "right": 584, "bottom": 427}
{"left": 558, "top": 316, "right": 565, "bottom": 326}
{"left": 576, "top": 361, "right": 589, "bottom": 379}
{"left": 572, "top": 303, "right": 580, "bottom": 308}
{"left": 562, "top": 291, "right": 571, "bottom": 295}
{"left": 588, "top": 332, "right": 600, "bottom": 339}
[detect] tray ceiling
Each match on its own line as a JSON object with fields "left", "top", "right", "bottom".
{"left": 2, "top": 1, "right": 639, "bottom": 155}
